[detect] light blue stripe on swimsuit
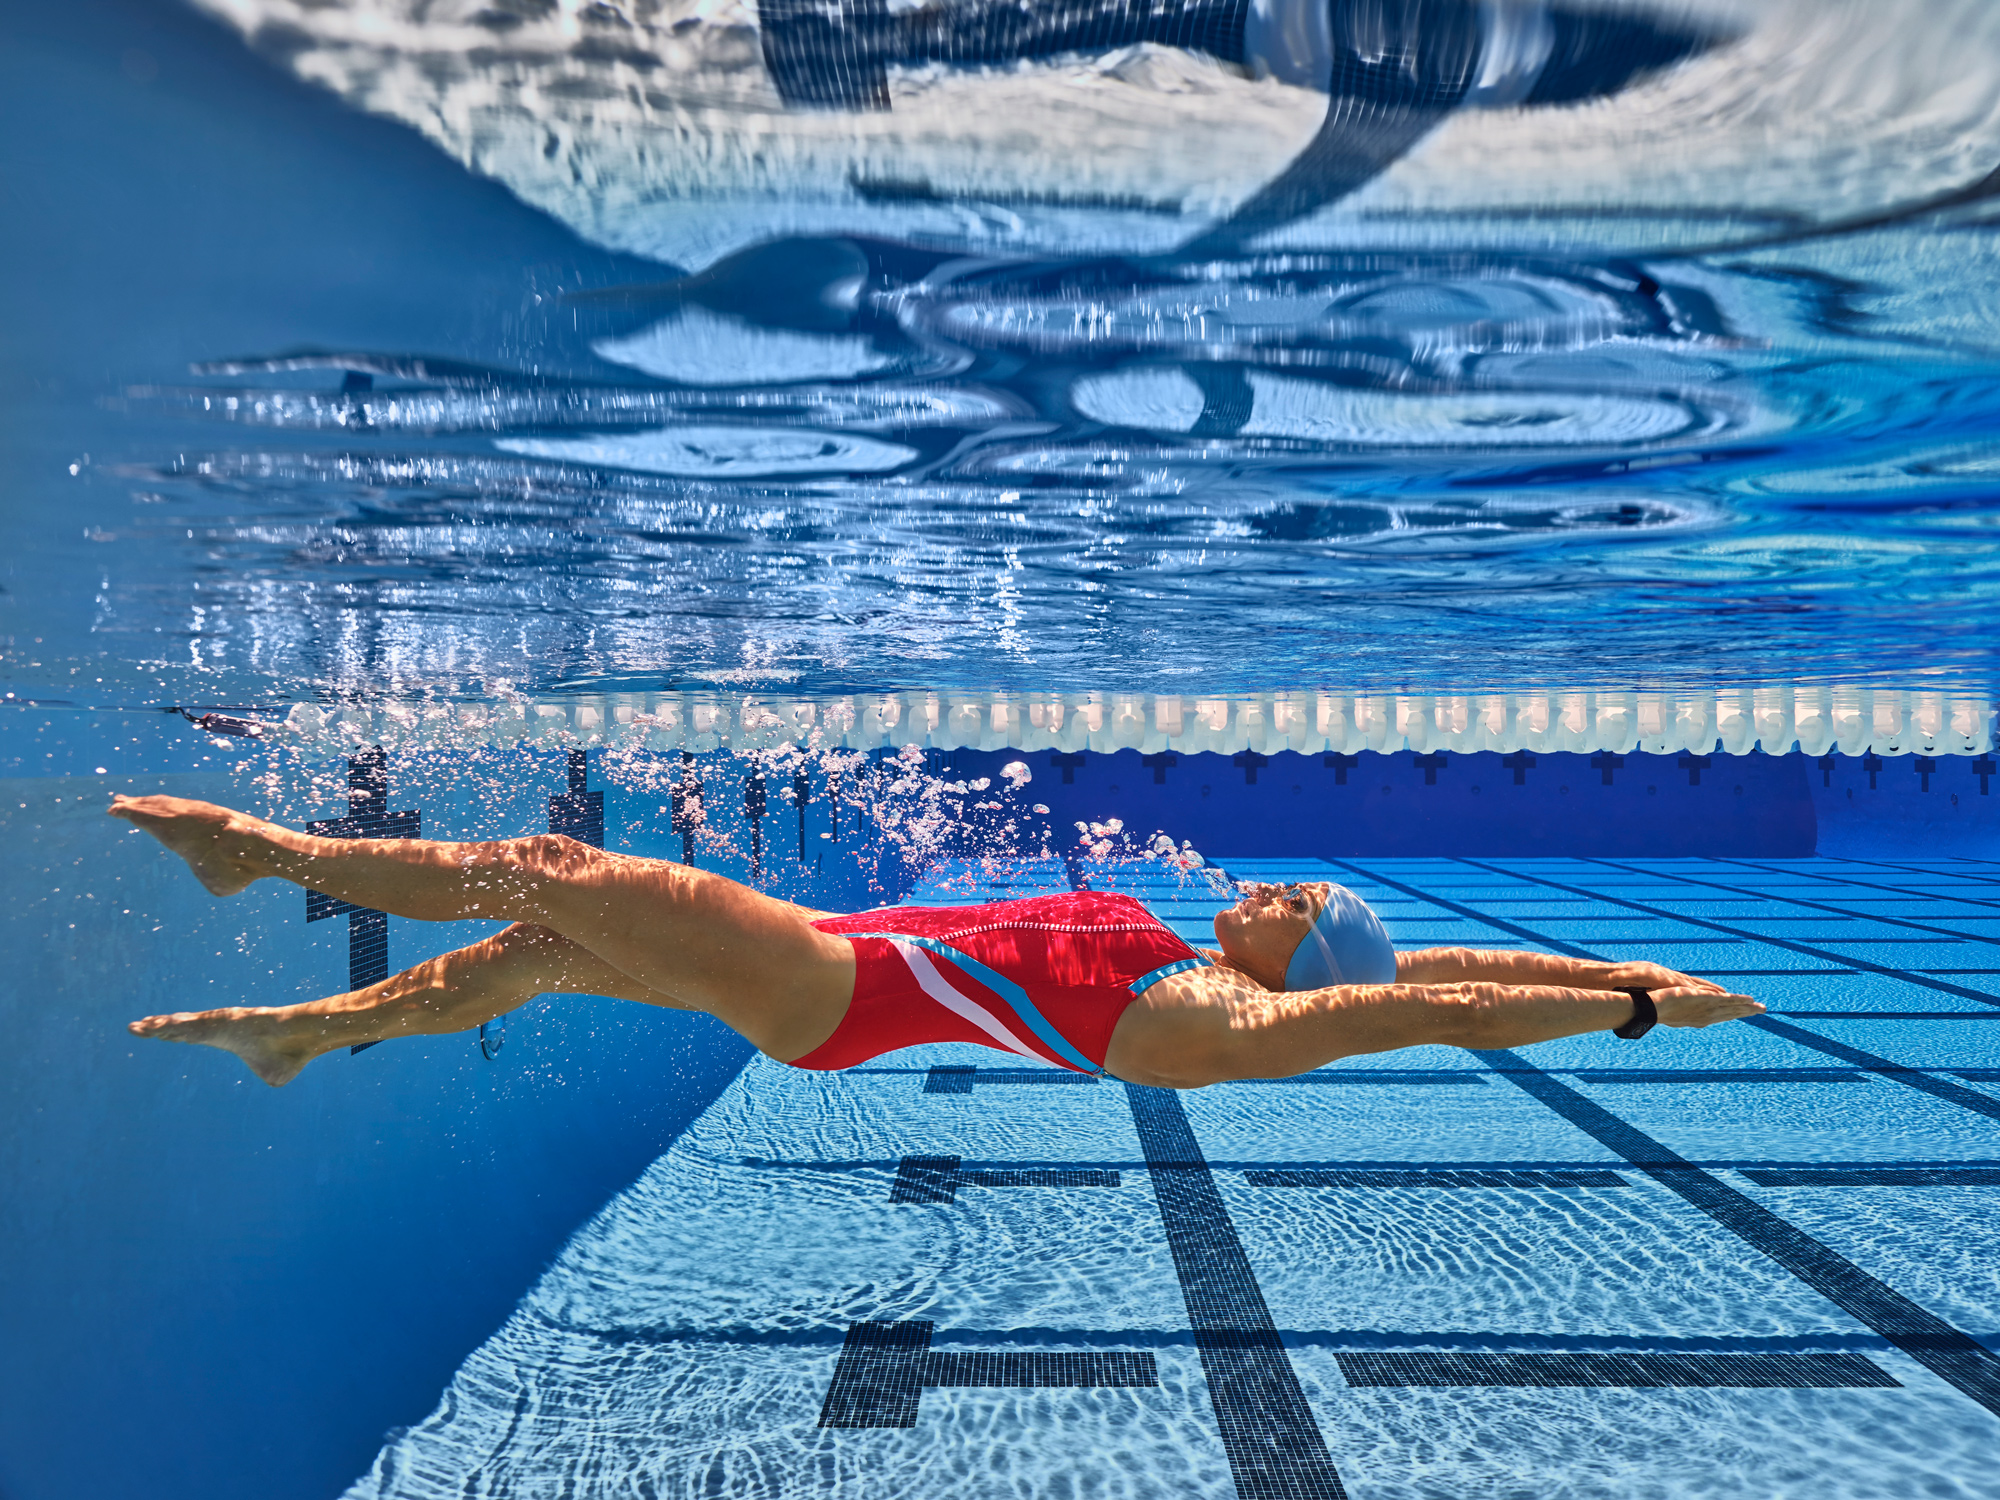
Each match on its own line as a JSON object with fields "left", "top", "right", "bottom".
{"left": 1131, "top": 956, "right": 1208, "bottom": 994}
{"left": 890, "top": 933, "right": 1109, "bottom": 1077}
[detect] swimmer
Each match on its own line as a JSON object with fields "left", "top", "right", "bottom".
{"left": 111, "top": 794, "right": 1762, "bottom": 1089}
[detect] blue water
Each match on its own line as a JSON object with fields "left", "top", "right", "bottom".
{"left": 6, "top": 1, "right": 2000, "bottom": 1498}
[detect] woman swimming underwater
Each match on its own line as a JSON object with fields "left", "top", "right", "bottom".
{"left": 112, "top": 795, "right": 1762, "bottom": 1088}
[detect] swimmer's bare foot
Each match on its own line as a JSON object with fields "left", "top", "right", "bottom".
{"left": 108, "top": 794, "right": 266, "bottom": 896}
{"left": 129, "top": 1007, "right": 322, "bottom": 1087}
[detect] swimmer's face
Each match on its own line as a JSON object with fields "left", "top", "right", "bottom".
{"left": 1212, "top": 881, "right": 1328, "bottom": 990}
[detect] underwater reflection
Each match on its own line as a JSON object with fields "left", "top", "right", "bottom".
{"left": 70, "top": 0, "right": 2000, "bottom": 700}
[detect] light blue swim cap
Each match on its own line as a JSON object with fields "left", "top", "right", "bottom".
{"left": 1283, "top": 884, "right": 1397, "bottom": 991}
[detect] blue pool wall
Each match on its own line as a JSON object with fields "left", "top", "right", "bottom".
{"left": 0, "top": 751, "right": 753, "bottom": 1500}
{"left": 3, "top": 710, "right": 1998, "bottom": 1500}
{"left": 914, "top": 745, "right": 1821, "bottom": 860}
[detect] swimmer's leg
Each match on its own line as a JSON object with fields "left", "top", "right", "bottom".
{"left": 129, "top": 923, "right": 680, "bottom": 1087}
{"left": 108, "top": 794, "right": 853, "bottom": 1059}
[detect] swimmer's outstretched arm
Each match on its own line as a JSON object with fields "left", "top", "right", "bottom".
{"left": 129, "top": 924, "right": 683, "bottom": 1086}
{"left": 1109, "top": 968, "right": 1763, "bottom": 1089}
{"left": 1395, "top": 946, "right": 1725, "bottom": 995}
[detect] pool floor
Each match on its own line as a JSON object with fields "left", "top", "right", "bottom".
{"left": 347, "top": 856, "right": 2000, "bottom": 1499}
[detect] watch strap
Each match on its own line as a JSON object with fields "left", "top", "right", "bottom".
{"left": 1613, "top": 986, "right": 1656, "bottom": 1040}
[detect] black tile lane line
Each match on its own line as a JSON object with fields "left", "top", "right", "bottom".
{"left": 1338, "top": 1351, "right": 1896, "bottom": 1389}
{"left": 1246, "top": 1168, "right": 1629, "bottom": 1189}
{"left": 1125, "top": 1082, "right": 1351, "bottom": 1500}
{"left": 1469, "top": 1048, "right": 2000, "bottom": 1418}
{"left": 1441, "top": 857, "right": 2000, "bottom": 1008}
{"left": 1339, "top": 857, "right": 2000, "bottom": 1124}
{"left": 747, "top": 1155, "right": 2000, "bottom": 1175}
{"left": 818, "top": 1321, "right": 1158, "bottom": 1428}
{"left": 889, "top": 1154, "right": 1123, "bottom": 1203}
{"left": 1740, "top": 1016, "right": 2000, "bottom": 1124}
{"left": 1742, "top": 1166, "right": 2000, "bottom": 1187}
{"left": 1581, "top": 856, "right": 2000, "bottom": 947}
{"left": 1828, "top": 855, "right": 2000, "bottom": 888}
{"left": 1780, "top": 1011, "right": 2000, "bottom": 1020}
{"left": 1715, "top": 857, "right": 2000, "bottom": 915}
{"left": 924, "top": 1064, "right": 1100, "bottom": 1092}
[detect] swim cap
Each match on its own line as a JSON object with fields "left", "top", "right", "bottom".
{"left": 1283, "top": 884, "right": 1397, "bottom": 991}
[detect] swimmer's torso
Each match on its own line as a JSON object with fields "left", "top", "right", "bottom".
{"left": 793, "top": 890, "right": 1207, "bottom": 1073}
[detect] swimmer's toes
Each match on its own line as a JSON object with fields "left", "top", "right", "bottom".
{"left": 109, "top": 796, "right": 258, "bottom": 896}
{"left": 128, "top": 1010, "right": 308, "bottom": 1085}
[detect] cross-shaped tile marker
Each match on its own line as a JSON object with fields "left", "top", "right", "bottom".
{"left": 1140, "top": 752, "right": 1178, "bottom": 784}
{"left": 744, "top": 759, "right": 767, "bottom": 879}
{"left": 1863, "top": 752, "right": 1884, "bottom": 790}
{"left": 1323, "top": 752, "right": 1360, "bottom": 784}
{"left": 793, "top": 767, "right": 811, "bottom": 862}
{"left": 671, "top": 750, "right": 702, "bottom": 865}
{"left": 548, "top": 749, "right": 605, "bottom": 846}
{"left": 1974, "top": 757, "right": 1995, "bottom": 796}
{"left": 1678, "top": 753, "right": 1712, "bottom": 786}
{"left": 1232, "top": 750, "right": 1269, "bottom": 784}
{"left": 1591, "top": 751, "right": 1624, "bottom": 786}
{"left": 1915, "top": 756, "right": 1937, "bottom": 793}
{"left": 1502, "top": 751, "right": 1536, "bottom": 785}
{"left": 304, "top": 747, "right": 419, "bottom": 1056}
{"left": 1413, "top": 752, "right": 1448, "bottom": 785}
{"left": 1049, "top": 751, "right": 1086, "bottom": 784}
{"left": 474, "top": 750, "right": 608, "bottom": 1062}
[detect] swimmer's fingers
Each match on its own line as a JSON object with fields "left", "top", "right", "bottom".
{"left": 1652, "top": 988, "right": 1764, "bottom": 1028}
{"left": 1606, "top": 961, "right": 1727, "bottom": 995}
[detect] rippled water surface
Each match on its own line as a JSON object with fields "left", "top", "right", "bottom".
{"left": 7, "top": 0, "right": 2000, "bottom": 708}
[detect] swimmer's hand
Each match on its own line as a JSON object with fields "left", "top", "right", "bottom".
{"left": 1652, "top": 987, "right": 1764, "bottom": 1028}
{"left": 1606, "top": 961, "right": 1728, "bottom": 996}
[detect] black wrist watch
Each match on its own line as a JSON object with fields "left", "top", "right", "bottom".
{"left": 1613, "top": 987, "right": 1656, "bottom": 1040}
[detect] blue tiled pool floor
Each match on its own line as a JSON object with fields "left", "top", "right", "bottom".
{"left": 348, "top": 858, "right": 2000, "bottom": 1499}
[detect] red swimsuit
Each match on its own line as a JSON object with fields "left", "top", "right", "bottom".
{"left": 791, "top": 890, "right": 1208, "bottom": 1075}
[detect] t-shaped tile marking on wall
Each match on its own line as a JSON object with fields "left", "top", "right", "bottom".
{"left": 672, "top": 749, "right": 703, "bottom": 865}
{"left": 1412, "top": 752, "right": 1447, "bottom": 785}
{"left": 1324, "top": 752, "right": 1359, "bottom": 785}
{"left": 303, "top": 747, "right": 419, "bottom": 1055}
{"left": 1976, "top": 757, "right": 1996, "bottom": 796}
{"left": 1501, "top": 751, "right": 1536, "bottom": 785}
{"left": 1590, "top": 752, "right": 1624, "bottom": 786}
{"left": 1915, "top": 756, "right": 1937, "bottom": 792}
{"left": 1050, "top": 751, "right": 1087, "bottom": 784}
{"left": 548, "top": 749, "right": 605, "bottom": 848}
{"left": 1142, "top": 752, "right": 1178, "bottom": 784}
{"left": 471, "top": 749, "right": 609, "bottom": 1062}
{"left": 745, "top": 759, "right": 767, "bottom": 879}
{"left": 793, "top": 767, "right": 812, "bottom": 862}
{"left": 1233, "top": 750, "right": 1269, "bottom": 784}
{"left": 1678, "top": 753, "right": 1712, "bottom": 786}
